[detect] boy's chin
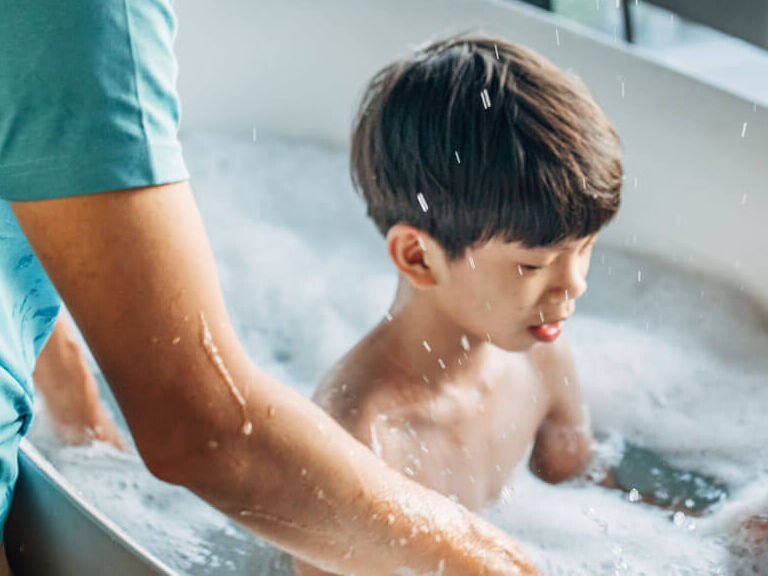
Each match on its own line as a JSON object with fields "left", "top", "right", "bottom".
{"left": 487, "top": 334, "right": 540, "bottom": 353}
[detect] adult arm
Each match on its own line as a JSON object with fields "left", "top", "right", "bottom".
{"left": 12, "top": 181, "right": 540, "bottom": 576}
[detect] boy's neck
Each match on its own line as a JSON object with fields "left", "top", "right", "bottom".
{"left": 384, "top": 278, "right": 495, "bottom": 386}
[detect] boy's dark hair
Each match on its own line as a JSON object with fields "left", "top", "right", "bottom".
{"left": 351, "top": 35, "right": 622, "bottom": 259}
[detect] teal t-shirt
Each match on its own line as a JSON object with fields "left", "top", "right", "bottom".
{"left": 0, "top": 203, "right": 60, "bottom": 532}
{"left": 0, "top": 0, "right": 188, "bottom": 534}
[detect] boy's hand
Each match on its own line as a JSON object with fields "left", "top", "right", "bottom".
{"left": 33, "top": 314, "right": 128, "bottom": 451}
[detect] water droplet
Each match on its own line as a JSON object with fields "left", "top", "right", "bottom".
{"left": 416, "top": 192, "right": 429, "bottom": 212}
{"left": 480, "top": 88, "right": 492, "bottom": 109}
{"left": 200, "top": 312, "right": 251, "bottom": 433}
{"left": 385, "top": 311, "right": 393, "bottom": 322}
{"left": 628, "top": 488, "right": 640, "bottom": 502}
{"left": 437, "top": 358, "right": 446, "bottom": 370}
{"left": 417, "top": 236, "right": 427, "bottom": 251}
{"left": 637, "top": 270, "right": 642, "bottom": 282}
{"left": 555, "top": 28, "right": 560, "bottom": 46}
{"left": 267, "top": 405, "right": 276, "bottom": 418}
{"left": 207, "top": 439, "right": 219, "bottom": 450}
{"left": 422, "top": 340, "right": 432, "bottom": 352}
{"left": 741, "top": 122, "right": 748, "bottom": 138}
{"left": 454, "top": 150, "right": 461, "bottom": 164}
{"left": 517, "top": 264, "right": 524, "bottom": 276}
{"left": 673, "top": 511, "right": 686, "bottom": 526}
{"left": 460, "top": 335, "right": 471, "bottom": 351}
{"left": 494, "top": 44, "right": 499, "bottom": 59}
{"left": 172, "top": 336, "right": 181, "bottom": 345}
{"left": 468, "top": 255, "right": 476, "bottom": 270}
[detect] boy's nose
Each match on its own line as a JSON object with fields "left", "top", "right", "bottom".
{"left": 545, "top": 264, "right": 587, "bottom": 304}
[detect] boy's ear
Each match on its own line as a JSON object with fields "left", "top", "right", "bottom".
{"left": 385, "top": 224, "right": 443, "bottom": 289}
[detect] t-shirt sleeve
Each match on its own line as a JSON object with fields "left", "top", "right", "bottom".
{"left": 0, "top": 0, "right": 188, "bottom": 201}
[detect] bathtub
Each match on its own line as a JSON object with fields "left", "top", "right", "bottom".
{"left": 5, "top": 1, "right": 767, "bottom": 574}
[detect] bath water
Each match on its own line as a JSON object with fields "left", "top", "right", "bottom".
{"left": 27, "top": 131, "right": 768, "bottom": 575}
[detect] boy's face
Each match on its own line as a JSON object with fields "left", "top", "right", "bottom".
{"left": 428, "top": 234, "right": 597, "bottom": 352}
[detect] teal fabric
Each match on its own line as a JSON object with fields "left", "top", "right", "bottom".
{"left": 0, "top": 202, "right": 60, "bottom": 536}
{"left": 0, "top": 0, "right": 188, "bottom": 200}
{"left": 0, "top": 0, "right": 189, "bottom": 535}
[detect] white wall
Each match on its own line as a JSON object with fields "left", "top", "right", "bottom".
{"left": 174, "top": 0, "right": 768, "bottom": 307}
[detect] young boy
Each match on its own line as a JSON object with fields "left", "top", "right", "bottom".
{"left": 295, "top": 35, "right": 622, "bottom": 576}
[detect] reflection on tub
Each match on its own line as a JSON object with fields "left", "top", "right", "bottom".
{"left": 24, "top": 131, "right": 768, "bottom": 575}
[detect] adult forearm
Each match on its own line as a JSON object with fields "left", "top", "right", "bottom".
{"left": 144, "top": 361, "right": 539, "bottom": 576}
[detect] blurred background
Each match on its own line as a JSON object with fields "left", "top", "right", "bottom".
{"left": 515, "top": 0, "right": 768, "bottom": 106}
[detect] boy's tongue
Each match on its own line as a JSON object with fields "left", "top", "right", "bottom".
{"left": 528, "top": 321, "right": 563, "bottom": 343}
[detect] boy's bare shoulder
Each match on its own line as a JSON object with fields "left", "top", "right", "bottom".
{"left": 312, "top": 333, "right": 418, "bottom": 442}
{"left": 524, "top": 336, "right": 577, "bottom": 392}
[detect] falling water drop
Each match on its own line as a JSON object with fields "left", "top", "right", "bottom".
{"left": 460, "top": 335, "right": 471, "bottom": 352}
{"left": 416, "top": 192, "right": 429, "bottom": 213}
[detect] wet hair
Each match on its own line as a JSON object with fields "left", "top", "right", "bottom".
{"left": 350, "top": 34, "right": 623, "bottom": 259}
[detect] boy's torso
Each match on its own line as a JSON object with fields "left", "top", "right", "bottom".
{"left": 314, "top": 333, "right": 554, "bottom": 510}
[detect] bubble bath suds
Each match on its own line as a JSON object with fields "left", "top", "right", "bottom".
{"left": 28, "top": 132, "right": 768, "bottom": 575}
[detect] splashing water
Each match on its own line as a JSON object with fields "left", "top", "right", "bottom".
{"left": 200, "top": 311, "right": 253, "bottom": 435}
{"left": 416, "top": 192, "right": 429, "bottom": 213}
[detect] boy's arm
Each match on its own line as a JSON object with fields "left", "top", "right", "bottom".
{"left": 12, "top": 181, "right": 539, "bottom": 576}
{"left": 528, "top": 337, "right": 593, "bottom": 484}
{"left": 33, "top": 312, "right": 126, "bottom": 450}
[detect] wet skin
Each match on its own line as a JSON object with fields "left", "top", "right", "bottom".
{"left": 295, "top": 229, "right": 597, "bottom": 576}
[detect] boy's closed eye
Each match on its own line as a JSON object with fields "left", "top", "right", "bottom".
{"left": 519, "top": 264, "right": 545, "bottom": 272}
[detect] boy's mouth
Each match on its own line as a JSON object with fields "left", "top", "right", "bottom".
{"left": 528, "top": 320, "right": 564, "bottom": 343}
